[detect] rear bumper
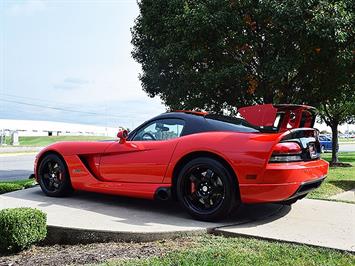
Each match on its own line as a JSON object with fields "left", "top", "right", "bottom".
{"left": 286, "top": 176, "right": 325, "bottom": 200}
{"left": 239, "top": 159, "right": 328, "bottom": 203}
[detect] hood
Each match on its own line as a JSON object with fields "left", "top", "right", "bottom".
{"left": 39, "top": 140, "right": 114, "bottom": 156}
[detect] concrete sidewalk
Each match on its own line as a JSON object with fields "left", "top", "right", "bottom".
{"left": 214, "top": 199, "right": 355, "bottom": 252}
{"left": 0, "top": 187, "right": 285, "bottom": 243}
{"left": 0, "top": 187, "right": 353, "bottom": 251}
{"left": 330, "top": 189, "right": 355, "bottom": 203}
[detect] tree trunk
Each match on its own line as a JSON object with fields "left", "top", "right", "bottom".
{"left": 330, "top": 123, "right": 339, "bottom": 164}
{"left": 263, "top": 88, "right": 274, "bottom": 103}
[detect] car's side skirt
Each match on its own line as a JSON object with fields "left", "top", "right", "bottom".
{"left": 77, "top": 181, "right": 165, "bottom": 199}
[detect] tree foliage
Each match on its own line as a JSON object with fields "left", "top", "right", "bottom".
{"left": 132, "top": 0, "right": 354, "bottom": 163}
{"left": 132, "top": 0, "right": 354, "bottom": 113}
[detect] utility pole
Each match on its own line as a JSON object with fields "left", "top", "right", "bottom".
{"left": 0, "top": 129, "right": 4, "bottom": 145}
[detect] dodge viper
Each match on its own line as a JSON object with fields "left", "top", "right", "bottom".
{"left": 35, "top": 104, "right": 328, "bottom": 221}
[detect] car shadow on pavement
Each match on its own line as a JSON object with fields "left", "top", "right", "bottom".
{"left": 4, "top": 186, "right": 291, "bottom": 229}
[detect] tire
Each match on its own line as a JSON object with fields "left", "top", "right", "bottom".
{"left": 321, "top": 146, "right": 325, "bottom": 153}
{"left": 38, "top": 154, "right": 73, "bottom": 197}
{"left": 176, "top": 157, "right": 239, "bottom": 221}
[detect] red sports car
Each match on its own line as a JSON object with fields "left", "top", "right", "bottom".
{"left": 35, "top": 104, "right": 328, "bottom": 221}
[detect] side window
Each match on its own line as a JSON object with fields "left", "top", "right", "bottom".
{"left": 132, "top": 119, "right": 185, "bottom": 141}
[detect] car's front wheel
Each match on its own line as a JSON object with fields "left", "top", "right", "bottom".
{"left": 38, "top": 154, "right": 73, "bottom": 197}
{"left": 176, "top": 157, "right": 239, "bottom": 221}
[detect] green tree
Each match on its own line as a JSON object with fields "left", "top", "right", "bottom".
{"left": 298, "top": 0, "right": 354, "bottom": 164}
{"left": 318, "top": 98, "right": 354, "bottom": 164}
{"left": 132, "top": 0, "right": 354, "bottom": 162}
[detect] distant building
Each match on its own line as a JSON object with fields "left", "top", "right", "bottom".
{"left": 0, "top": 119, "right": 121, "bottom": 137}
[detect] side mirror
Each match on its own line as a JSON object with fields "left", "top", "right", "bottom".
{"left": 117, "top": 130, "right": 128, "bottom": 144}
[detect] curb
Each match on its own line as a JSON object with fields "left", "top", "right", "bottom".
{"left": 45, "top": 225, "right": 207, "bottom": 245}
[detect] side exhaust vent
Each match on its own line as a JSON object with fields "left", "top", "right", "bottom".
{"left": 155, "top": 187, "right": 171, "bottom": 201}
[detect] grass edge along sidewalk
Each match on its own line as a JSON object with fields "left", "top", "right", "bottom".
{"left": 308, "top": 152, "right": 355, "bottom": 202}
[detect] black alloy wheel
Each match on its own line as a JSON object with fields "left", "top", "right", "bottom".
{"left": 38, "top": 154, "right": 73, "bottom": 197}
{"left": 176, "top": 157, "right": 239, "bottom": 221}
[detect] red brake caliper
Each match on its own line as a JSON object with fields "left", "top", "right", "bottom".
{"left": 191, "top": 182, "right": 196, "bottom": 193}
{"left": 58, "top": 171, "right": 63, "bottom": 181}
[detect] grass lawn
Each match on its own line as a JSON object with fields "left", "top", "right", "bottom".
{"left": 308, "top": 152, "right": 355, "bottom": 201}
{"left": 103, "top": 235, "right": 355, "bottom": 266}
{"left": 3, "top": 135, "right": 111, "bottom": 146}
{"left": 339, "top": 138, "right": 355, "bottom": 143}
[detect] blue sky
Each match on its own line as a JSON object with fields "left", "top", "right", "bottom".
{"left": 0, "top": 0, "right": 166, "bottom": 129}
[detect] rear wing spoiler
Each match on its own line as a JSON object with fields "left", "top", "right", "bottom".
{"left": 238, "top": 104, "right": 317, "bottom": 132}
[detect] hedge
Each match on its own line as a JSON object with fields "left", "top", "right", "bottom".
{"left": 0, "top": 179, "right": 36, "bottom": 195}
{"left": 0, "top": 183, "right": 23, "bottom": 194}
{"left": 0, "top": 208, "right": 47, "bottom": 252}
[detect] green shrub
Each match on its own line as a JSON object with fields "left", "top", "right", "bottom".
{"left": 0, "top": 183, "right": 23, "bottom": 194}
{"left": 22, "top": 179, "right": 36, "bottom": 189}
{"left": 0, "top": 179, "right": 36, "bottom": 194}
{"left": 0, "top": 208, "right": 47, "bottom": 252}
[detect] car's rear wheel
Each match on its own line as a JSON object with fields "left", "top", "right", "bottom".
{"left": 176, "top": 157, "right": 239, "bottom": 221}
{"left": 38, "top": 154, "right": 73, "bottom": 197}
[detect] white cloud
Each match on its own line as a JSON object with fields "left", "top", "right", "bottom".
{"left": 50, "top": 63, "right": 148, "bottom": 103}
{"left": 5, "top": 0, "right": 46, "bottom": 16}
{"left": 53, "top": 77, "right": 91, "bottom": 90}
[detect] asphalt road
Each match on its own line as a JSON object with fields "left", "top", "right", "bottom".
{"left": 339, "top": 143, "right": 355, "bottom": 152}
{"left": 0, "top": 143, "right": 354, "bottom": 181}
{"left": 0, "top": 154, "right": 35, "bottom": 181}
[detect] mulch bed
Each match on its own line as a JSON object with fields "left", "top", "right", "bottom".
{"left": 0, "top": 238, "right": 195, "bottom": 266}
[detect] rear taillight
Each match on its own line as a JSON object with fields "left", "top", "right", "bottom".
{"left": 269, "top": 142, "right": 302, "bottom": 162}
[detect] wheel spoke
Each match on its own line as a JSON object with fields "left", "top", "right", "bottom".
{"left": 48, "top": 162, "right": 53, "bottom": 172}
{"left": 188, "top": 191, "right": 200, "bottom": 204}
{"left": 213, "top": 186, "right": 224, "bottom": 194}
{"left": 53, "top": 181, "right": 59, "bottom": 188}
{"left": 203, "top": 199, "right": 211, "bottom": 209}
{"left": 199, "top": 197, "right": 206, "bottom": 205}
{"left": 195, "top": 170, "right": 206, "bottom": 181}
{"left": 53, "top": 163, "right": 60, "bottom": 173}
{"left": 205, "top": 169, "right": 214, "bottom": 179}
